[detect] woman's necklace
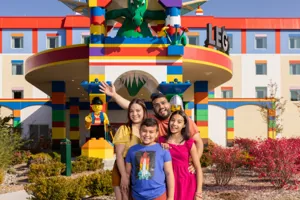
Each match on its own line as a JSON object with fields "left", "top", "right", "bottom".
{"left": 169, "top": 135, "right": 184, "bottom": 145}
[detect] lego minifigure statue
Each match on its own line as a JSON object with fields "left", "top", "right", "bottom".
{"left": 85, "top": 97, "right": 110, "bottom": 139}
{"left": 170, "top": 94, "right": 184, "bottom": 112}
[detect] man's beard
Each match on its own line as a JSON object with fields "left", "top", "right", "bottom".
{"left": 154, "top": 109, "right": 171, "bottom": 120}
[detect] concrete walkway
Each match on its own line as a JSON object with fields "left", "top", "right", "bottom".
{"left": 0, "top": 190, "right": 30, "bottom": 200}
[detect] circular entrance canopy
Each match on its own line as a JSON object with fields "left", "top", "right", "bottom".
{"left": 25, "top": 44, "right": 232, "bottom": 101}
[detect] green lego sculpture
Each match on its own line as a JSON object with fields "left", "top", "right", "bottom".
{"left": 106, "top": 0, "right": 166, "bottom": 37}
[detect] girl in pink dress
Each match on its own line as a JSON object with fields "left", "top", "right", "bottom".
{"left": 159, "top": 110, "right": 203, "bottom": 200}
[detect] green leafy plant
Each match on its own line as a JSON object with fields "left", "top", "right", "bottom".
{"left": 0, "top": 116, "right": 24, "bottom": 170}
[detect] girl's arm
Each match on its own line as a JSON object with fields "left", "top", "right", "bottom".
{"left": 125, "top": 162, "right": 132, "bottom": 186}
{"left": 190, "top": 143, "right": 203, "bottom": 199}
{"left": 115, "top": 144, "right": 129, "bottom": 189}
{"left": 164, "top": 161, "right": 175, "bottom": 200}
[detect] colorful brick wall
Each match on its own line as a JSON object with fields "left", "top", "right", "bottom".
{"left": 51, "top": 81, "right": 66, "bottom": 150}
{"left": 194, "top": 81, "right": 208, "bottom": 144}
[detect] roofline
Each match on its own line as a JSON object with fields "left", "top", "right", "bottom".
{"left": 0, "top": 15, "right": 300, "bottom": 29}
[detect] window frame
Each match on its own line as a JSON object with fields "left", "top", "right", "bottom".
{"left": 255, "top": 63, "right": 267, "bottom": 75}
{"left": 11, "top": 36, "right": 24, "bottom": 49}
{"left": 47, "top": 36, "right": 59, "bottom": 49}
{"left": 290, "top": 89, "right": 300, "bottom": 101}
{"left": 255, "top": 87, "right": 267, "bottom": 98}
{"left": 221, "top": 90, "right": 233, "bottom": 98}
{"left": 255, "top": 36, "right": 267, "bottom": 49}
{"left": 289, "top": 37, "right": 300, "bottom": 49}
{"left": 290, "top": 63, "right": 300, "bottom": 75}
{"left": 227, "top": 34, "right": 233, "bottom": 49}
{"left": 12, "top": 63, "right": 24, "bottom": 75}
{"left": 12, "top": 90, "right": 24, "bottom": 99}
{"left": 81, "top": 35, "right": 90, "bottom": 44}
{"left": 187, "top": 35, "right": 199, "bottom": 45}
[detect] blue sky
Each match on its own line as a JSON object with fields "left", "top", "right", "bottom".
{"left": 0, "top": 0, "right": 299, "bottom": 17}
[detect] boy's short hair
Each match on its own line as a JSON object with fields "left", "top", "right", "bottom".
{"left": 150, "top": 92, "right": 167, "bottom": 102}
{"left": 140, "top": 118, "right": 158, "bottom": 131}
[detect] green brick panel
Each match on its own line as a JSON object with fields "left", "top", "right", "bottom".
{"left": 227, "top": 120, "right": 234, "bottom": 128}
{"left": 70, "top": 118, "right": 80, "bottom": 128}
{"left": 268, "top": 120, "right": 275, "bottom": 128}
{"left": 195, "top": 109, "right": 208, "bottom": 116}
{"left": 208, "top": 94, "right": 214, "bottom": 98}
{"left": 13, "top": 120, "right": 20, "bottom": 128}
{"left": 52, "top": 110, "right": 65, "bottom": 122}
{"left": 194, "top": 115, "right": 208, "bottom": 121}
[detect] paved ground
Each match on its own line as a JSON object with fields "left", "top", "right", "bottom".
{"left": 0, "top": 190, "right": 30, "bottom": 200}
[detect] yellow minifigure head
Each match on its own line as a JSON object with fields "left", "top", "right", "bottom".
{"left": 91, "top": 97, "right": 103, "bottom": 114}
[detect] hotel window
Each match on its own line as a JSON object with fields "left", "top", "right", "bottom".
{"left": 255, "top": 87, "right": 267, "bottom": 98}
{"left": 255, "top": 36, "right": 267, "bottom": 49}
{"left": 290, "top": 89, "right": 300, "bottom": 101}
{"left": 256, "top": 63, "right": 267, "bottom": 75}
{"left": 228, "top": 34, "right": 233, "bottom": 49}
{"left": 11, "top": 61, "right": 24, "bottom": 75}
{"left": 12, "top": 90, "right": 23, "bottom": 99}
{"left": 11, "top": 36, "right": 24, "bottom": 49}
{"left": 187, "top": 36, "right": 199, "bottom": 45}
{"left": 81, "top": 35, "right": 90, "bottom": 44}
{"left": 221, "top": 87, "right": 233, "bottom": 98}
{"left": 289, "top": 36, "right": 300, "bottom": 49}
{"left": 47, "top": 36, "right": 59, "bottom": 49}
{"left": 290, "top": 63, "right": 300, "bottom": 75}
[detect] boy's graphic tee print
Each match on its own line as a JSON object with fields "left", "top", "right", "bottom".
{"left": 135, "top": 151, "right": 155, "bottom": 180}
{"left": 126, "top": 143, "right": 171, "bottom": 200}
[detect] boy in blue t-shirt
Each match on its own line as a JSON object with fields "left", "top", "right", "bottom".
{"left": 125, "top": 118, "right": 175, "bottom": 200}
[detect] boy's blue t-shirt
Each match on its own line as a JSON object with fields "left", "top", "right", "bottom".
{"left": 125, "top": 143, "right": 172, "bottom": 200}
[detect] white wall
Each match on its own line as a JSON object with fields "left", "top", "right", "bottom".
{"left": 32, "top": 86, "right": 48, "bottom": 98}
{"left": 20, "top": 105, "right": 52, "bottom": 138}
{"left": 208, "top": 105, "right": 226, "bottom": 146}
{"left": 241, "top": 54, "right": 281, "bottom": 98}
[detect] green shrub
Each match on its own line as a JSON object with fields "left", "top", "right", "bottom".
{"left": 25, "top": 171, "right": 113, "bottom": 200}
{"left": 87, "top": 157, "right": 104, "bottom": 171}
{"left": 0, "top": 116, "right": 24, "bottom": 170}
{"left": 30, "top": 153, "right": 53, "bottom": 164}
{"left": 86, "top": 170, "right": 113, "bottom": 196}
{"left": 75, "top": 156, "right": 103, "bottom": 171}
{"left": 48, "top": 152, "right": 61, "bottom": 162}
{"left": 68, "top": 176, "right": 89, "bottom": 200}
{"left": 28, "top": 162, "right": 65, "bottom": 182}
{"left": 12, "top": 150, "right": 32, "bottom": 165}
{"left": 72, "top": 161, "right": 88, "bottom": 174}
{"left": 0, "top": 168, "right": 5, "bottom": 184}
{"left": 200, "top": 139, "right": 215, "bottom": 167}
{"left": 25, "top": 177, "right": 70, "bottom": 200}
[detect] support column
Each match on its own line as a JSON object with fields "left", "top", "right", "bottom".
{"left": 194, "top": 81, "right": 208, "bottom": 144}
{"left": 88, "top": 0, "right": 110, "bottom": 112}
{"left": 69, "top": 97, "right": 80, "bottom": 151}
{"left": 184, "top": 101, "right": 194, "bottom": 120}
{"left": 89, "top": 0, "right": 110, "bottom": 44}
{"left": 51, "top": 81, "right": 66, "bottom": 150}
{"left": 268, "top": 109, "right": 276, "bottom": 139}
{"left": 226, "top": 109, "right": 234, "bottom": 146}
{"left": 13, "top": 110, "right": 21, "bottom": 128}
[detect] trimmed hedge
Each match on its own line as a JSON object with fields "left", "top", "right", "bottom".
{"left": 25, "top": 170, "right": 113, "bottom": 200}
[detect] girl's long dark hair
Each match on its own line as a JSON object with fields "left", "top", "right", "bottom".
{"left": 126, "top": 98, "right": 147, "bottom": 139}
{"left": 166, "top": 110, "right": 190, "bottom": 141}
